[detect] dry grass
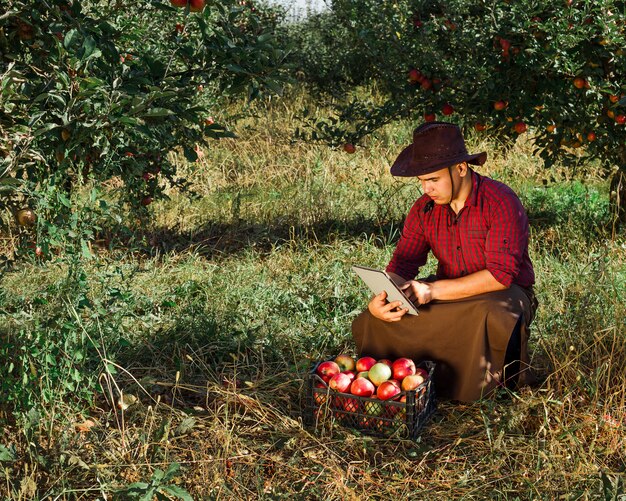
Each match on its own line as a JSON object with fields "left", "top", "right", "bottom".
{"left": 1, "top": 92, "right": 625, "bottom": 499}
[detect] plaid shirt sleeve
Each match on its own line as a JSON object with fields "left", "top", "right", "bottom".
{"left": 385, "top": 200, "right": 431, "bottom": 280}
{"left": 484, "top": 194, "right": 530, "bottom": 287}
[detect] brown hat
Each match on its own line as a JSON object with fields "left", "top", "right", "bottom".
{"left": 390, "top": 122, "right": 487, "bottom": 177}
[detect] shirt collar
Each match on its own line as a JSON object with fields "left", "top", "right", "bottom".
{"left": 464, "top": 169, "right": 480, "bottom": 208}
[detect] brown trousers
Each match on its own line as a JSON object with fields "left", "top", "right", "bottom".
{"left": 351, "top": 285, "right": 537, "bottom": 402}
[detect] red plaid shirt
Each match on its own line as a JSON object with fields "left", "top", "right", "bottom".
{"left": 386, "top": 170, "right": 535, "bottom": 288}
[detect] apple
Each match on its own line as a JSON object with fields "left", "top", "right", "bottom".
{"left": 408, "top": 69, "right": 422, "bottom": 84}
{"left": 368, "top": 363, "right": 392, "bottom": 386}
{"left": 356, "top": 371, "right": 369, "bottom": 379}
{"left": 204, "top": 117, "right": 215, "bottom": 126}
{"left": 391, "top": 358, "right": 416, "bottom": 381}
{"left": 329, "top": 372, "right": 352, "bottom": 393}
{"left": 546, "top": 124, "right": 556, "bottom": 133}
{"left": 499, "top": 38, "right": 511, "bottom": 51}
{"left": 35, "top": 246, "right": 44, "bottom": 258}
{"left": 342, "top": 371, "right": 356, "bottom": 382}
{"left": 420, "top": 78, "right": 432, "bottom": 91}
{"left": 474, "top": 122, "right": 487, "bottom": 131}
{"left": 364, "top": 398, "right": 382, "bottom": 416}
{"left": 573, "top": 77, "right": 586, "bottom": 89}
{"left": 350, "top": 377, "right": 375, "bottom": 397}
{"left": 401, "top": 373, "right": 426, "bottom": 391}
{"left": 189, "top": 0, "right": 206, "bottom": 12}
{"left": 424, "top": 112, "right": 436, "bottom": 122}
{"left": 609, "top": 95, "right": 619, "bottom": 103}
{"left": 61, "top": 129, "right": 71, "bottom": 141}
{"left": 441, "top": 103, "right": 454, "bottom": 116}
{"left": 356, "top": 357, "right": 376, "bottom": 372}
{"left": 334, "top": 354, "right": 355, "bottom": 372}
{"left": 378, "top": 359, "right": 393, "bottom": 368}
{"left": 175, "top": 23, "right": 184, "bottom": 33}
{"left": 316, "top": 361, "right": 341, "bottom": 382}
{"left": 616, "top": 114, "right": 626, "bottom": 124}
{"left": 607, "top": 110, "right": 615, "bottom": 119}
{"left": 494, "top": 100, "right": 508, "bottom": 111}
{"left": 377, "top": 381, "right": 401, "bottom": 400}
{"left": 587, "top": 131, "right": 597, "bottom": 142}
{"left": 514, "top": 121, "right": 527, "bottom": 134}
{"left": 341, "top": 397, "right": 359, "bottom": 413}
{"left": 343, "top": 143, "right": 356, "bottom": 154}
{"left": 141, "top": 196, "right": 153, "bottom": 206}
{"left": 314, "top": 382, "right": 328, "bottom": 405}
{"left": 413, "top": 19, "right": 423, "bottom": 28}
{"left": 16, "top": 209, "right": 37, "bottom": 227}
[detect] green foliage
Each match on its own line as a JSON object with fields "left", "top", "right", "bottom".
{"left": 0, "top": 0, "right": 287, "bottom": 254}
{"left": 115, "top": 462, "right": 192, "bottom": 501}
{"left": 289, "top": 0, "right": 626, "bottom": 172}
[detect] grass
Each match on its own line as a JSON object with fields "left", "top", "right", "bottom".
{"left": 1, "top": 93, "right": 625, "bottom": 499}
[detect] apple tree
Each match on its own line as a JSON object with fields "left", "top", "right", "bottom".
{"left": 294, "top": 0, "right": 626, "bottom": 226}
{"left": 0, "top": 0, "right": 287, "bottom": 257}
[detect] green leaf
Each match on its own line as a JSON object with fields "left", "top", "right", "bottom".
{"left": 81, "top": 240, "right": 93, "bottom": 260}
{"left": 0, "top": 444, "right": 17, "bottom": 462}
{"left": 141, "top": 108, "right": 175, "bottom": 118}
{"left": 160, "top": 485, "right": 194, "bottom": 501}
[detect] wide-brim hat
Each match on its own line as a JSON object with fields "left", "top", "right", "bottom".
{"left": 390, "top": 122, "right": 487, "bottom": 177}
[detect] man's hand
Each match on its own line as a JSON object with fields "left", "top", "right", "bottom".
{"left": 368, "top": 291, "right": 408, "bottom": 322}
{"left": 400, "top": 280, "right": 433, "bottom": 305}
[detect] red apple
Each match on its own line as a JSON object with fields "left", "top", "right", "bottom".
{"left": 441, "top": 103, "right": 454, "bottom": 116}
{"left": 514, "top": 121, "right": 527, "bottom": 134}
{"left": 616, "top": 114, "right": 626, "bottom": 124}
{"left": 356, "top": 357, "right": 376, "bottom": 372}
{"left": 341, "top": 397, "right": 359, "bottom": 413}
{"left": 175, "top": 23, "right": 184, "bottom": 33}
{"left": 408, "top": 69, "right": 422, "bottom": 83}
{"left": 413, "top": 19, "right": 423, "bottom": 28}
{"left": 350, "top": 377, "right": 375, "bottom": 397}
{"left": 420, "top": 78, "right": 432, "bottom": 91}
{"left": 494, "top": 100, "right": 508, "bottom": 111}
{"left": 314, "top": 382, "right": 328, "bottom": 405}
{"left": 377, "top": 381, "right": 402, "bottom": 400}
{"left": 391, "top": 358, "right": 416, "bottom": 381}
{"left": 546, "top": 124, "right": 556, "bottom": 133}
{"left": 609, "top": 94, "right": 619, "bottom": 103}
{"left": 573, "top": 77, "right": 586, "bottom": 89}
{"left": 499, "top": 38, "right": 511, "bottom": 51}
{"left": 334, "top": 354, "right": 355, "bottom": 372}
{"left": 316, "top": 361, "right": 341, "bottom": 383}
{"left": 415, "top": 367, "right": 429, "bottom": 379}
{"left": 189, "top": 0, "right": 205, "bottom": 11}
{"left": 378, "top": 359, "right": 393, "bottom": 368}
{"left": 586, "top": 131, "right": 597, "bottom": 142}
{"left": 342, "top": 371, "right": 356, "bottom": 382}
{"left": 141, "top": 196, "right": 153, "bottom": 206}
{"left": 401, "top": 373, "right": 426, "bottom": 391}
{"left": 474, "top": 122, "right": 487, "bottom": 131}
{"left": 424, "top": 112, "right": 436, "bottom": 122}
{"left": 343, "top": 143, "right": 356, "bottom": 154}
{"left": 329, "top": 372, "right": 352, "bottom": 393}
{"left": 368, "top": 363, "right": 392, "bottom": 386}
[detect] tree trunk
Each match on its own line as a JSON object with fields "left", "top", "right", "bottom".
{"left": 609, "top": 167, "right": 626, "bottom": 236}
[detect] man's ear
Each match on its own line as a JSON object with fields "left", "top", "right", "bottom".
{"left": 458, "top": 161, "right": 469, "bottom": 177}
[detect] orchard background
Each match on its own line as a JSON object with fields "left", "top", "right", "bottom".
{"left": 1, "top": 0, "right": 625, "bottom": 498}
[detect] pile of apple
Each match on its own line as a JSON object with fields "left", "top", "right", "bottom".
{"left": 312, "top": 354, "right": 429, "bottom": 430}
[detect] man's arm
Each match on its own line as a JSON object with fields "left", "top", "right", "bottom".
{"left": 400, "top": 269, "right": 507, "bottom": 304}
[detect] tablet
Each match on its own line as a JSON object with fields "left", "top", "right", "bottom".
{"left": 352, "top": 265, "right": 419, "bottom": 315}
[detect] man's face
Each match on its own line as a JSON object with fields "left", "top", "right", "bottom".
{"left": 417, "top": 166, "right": 455, "bottom": 205}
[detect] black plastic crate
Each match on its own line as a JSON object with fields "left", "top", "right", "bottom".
{"left": 303, "top": 359, "right": 436, "bottom": 440}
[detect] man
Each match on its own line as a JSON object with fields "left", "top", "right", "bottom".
{"left": 352, "top": 121, "right": 538, "bottom": 402}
